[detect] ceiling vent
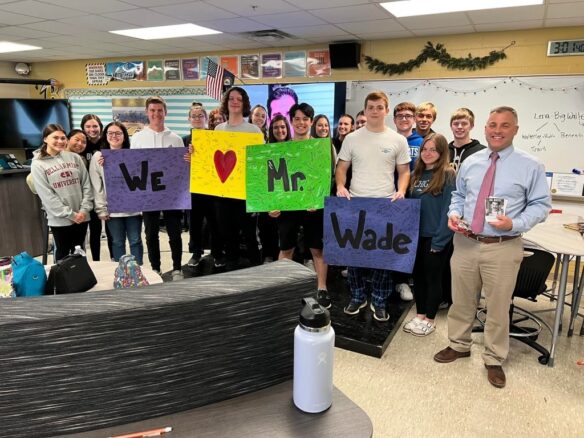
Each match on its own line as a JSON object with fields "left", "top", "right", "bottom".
{"left": 240, "top": 29, "right": 296, "bottom": 43}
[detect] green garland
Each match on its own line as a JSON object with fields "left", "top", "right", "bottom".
{"left": 364, "top": 41, "right": 514, "bottom": 76}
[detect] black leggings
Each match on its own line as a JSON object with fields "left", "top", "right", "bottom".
{"left": 217, "top": 198, "right": 261, "bottom": 265}
{"left": 51, "top": 222, "right": 89, "bottom": 262}
{"left": 413, "top": 236, "right": 449, "bottom": 320}
{"left": 88, "top": 210, "right": 113, "bottom": 261}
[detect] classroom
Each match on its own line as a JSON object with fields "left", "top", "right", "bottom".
{"left": 0, "top": 1, "right": 583, "bottom": 437}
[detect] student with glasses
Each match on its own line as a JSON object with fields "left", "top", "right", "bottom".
{"left": 183, "top": 105, "right": 224, "bottom": 269}
{"left": 403, "top": 133, "right": 455, "bottom": 336}
{"left": 89, "top": 122, "right": 144, "bottom": 265}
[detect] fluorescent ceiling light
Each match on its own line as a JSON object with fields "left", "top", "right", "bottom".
{"left": 380, "top": 0, "right": 544, "bottom": 17}
{"left": 110, "top": 23, "right": 221, "bottom": 40}
{"left": 0, "top": 41, "right": 42, "bottom": 54}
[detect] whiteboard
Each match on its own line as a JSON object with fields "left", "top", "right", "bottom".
{"left": 346, "top": 76, "right": 584, "bottom": 174}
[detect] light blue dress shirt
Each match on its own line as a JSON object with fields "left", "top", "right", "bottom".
{"left": 449, "top": 145, "right": 551, "bottom": 236}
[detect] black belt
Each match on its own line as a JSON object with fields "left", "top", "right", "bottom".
{"left": 465, "top": 233, "right": 520, "bottom": 244}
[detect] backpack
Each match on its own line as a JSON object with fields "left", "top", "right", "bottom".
{"left": 113, "top": 255, "right": 150, "bottom": 289}
{"left": 11, "top": 252, "right": 46, "bottom": 297}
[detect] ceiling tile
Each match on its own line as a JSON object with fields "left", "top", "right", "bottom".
{"left": 57, "top": 15, "right": 140, "bottom": 32}
{"left": 546, "top": 2, "right": 584, "bottom": 18}
{"left": 0, "top": 26, "right": 60, "bottom": 39}
{"left": 310, "top": 4, "right": 391, "bottom": 24}
{"left": 474, "top": 20, "right": 544, "bottom": 32}
{"left": 119, "top": 0, "right": 191, "bottom": 6}
{"left": 544, "top": 16, "right": 584, "bottom": 25}
{"left": 40, "top": 0, "right": 137, "bottom": 14}
{"left": 196, "top": 17, "right": 272, "bottom": 33}
{"left": 21, "top": 20, "right": 87, "bottom": 35}
{"left": 338, "top": 18, "right": 406, "bottom": 34}
{"left": 0, "top": 11, "right": 45, "bottom": 25}
{"left": 251, "top": 11, "right": 326, "bottom": 28}
{"left": 351, "top": 30, "right": 414, "bottom": 40}
{"left": 281, "top": 0, "right": 360, "bottom": 9}
{"left": 411, "top": 25, "right": 476, "bottom": 37}
{"left": 467, "top": 5, "right": 545, "bottom": 24}
{"left": 397, "top": 13, "right": 471, "bottom": 30}
{"left": 200, "top": 0, "right": 298, "bottom": 16}
{"left": 280, "top": 24, "right": 352, "bottom": 38}
{"left": 101, "top": 9, "right": 186, "bottom": 27}
{"left": 0, "top": 0, "right": 87, "bottom": 19}
{"left": 150, "top": 2, "right": 237, "bottom": 21}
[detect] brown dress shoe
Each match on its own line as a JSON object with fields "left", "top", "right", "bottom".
{"left": 484, "top": 364, "right": 506, "bottom": 388}
{"left": 433, "top": 346, "right": 471, "bottom": 363}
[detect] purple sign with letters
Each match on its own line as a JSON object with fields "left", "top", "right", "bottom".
{"left": 323, "top": 197, "right": 420, "bottom": 273}
{"left": 102, "top": 148, "right": 191, "bottom": 213}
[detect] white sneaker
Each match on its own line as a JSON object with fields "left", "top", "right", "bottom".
{"left": 341, "top": 268, "right": 348, "bottom": 278}
{"left": 410, "top": 320, "right": 436, "bottom": 337}
{"left": 403, "top": 316, "right": 424, "bottom": 333}
{"left": 397, "top": 283, "right": 413, "bottom": 301}
{"left": 171, "top": 270, "right": 184, "bottom": 281}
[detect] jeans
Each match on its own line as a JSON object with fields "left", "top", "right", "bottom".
{"left": 106, "top": 216, "right": 144, "bottom": 265}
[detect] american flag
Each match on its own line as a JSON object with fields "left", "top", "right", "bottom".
{"left": 206, "top": 59, "right": 234, "bottom": 101}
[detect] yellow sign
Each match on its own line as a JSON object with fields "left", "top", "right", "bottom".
{"left": 190, "top": 130, "right": 264, "bottom": 199}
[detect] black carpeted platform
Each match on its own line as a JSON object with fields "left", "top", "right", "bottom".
{"left": 181, "top": 258, "right": 413, "bottom": 358}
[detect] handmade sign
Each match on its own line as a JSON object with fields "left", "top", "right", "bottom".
{"left": 190, "top": 130, "right": 264, "bottom": 199}
{"left": 102, "top": 148, "right": 191, "bottom": 213}
{"left": 246, "top": 138, "right": 331, "bottom": 212}
{"left": 323, "top": 197, "right": 421, "bottom": 273}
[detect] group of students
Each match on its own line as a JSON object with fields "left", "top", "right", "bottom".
{"left": 30, "top": 87, "right": 485, "bottom": 329}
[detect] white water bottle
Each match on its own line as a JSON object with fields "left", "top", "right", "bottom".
{"left": 293, "top": 297, "right": 335, "bottom": 413}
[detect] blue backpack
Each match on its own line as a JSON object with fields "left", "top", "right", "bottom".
{"left": 12, "top": 252, "right": 46, "bottom": 297}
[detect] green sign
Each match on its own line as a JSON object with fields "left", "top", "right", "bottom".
{"left": 246, "top": 138, "right": 332, "bottom": 212}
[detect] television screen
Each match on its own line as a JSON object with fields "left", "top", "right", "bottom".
{"left": 0, "top": 99, "right": 71, "bottom": 149}
{"left": 240, "top": 82, "right": 346, "bottom": 135}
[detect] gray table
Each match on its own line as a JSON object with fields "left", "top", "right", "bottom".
{"left": 59, "top": 381, "right": 373, "bottom": 438}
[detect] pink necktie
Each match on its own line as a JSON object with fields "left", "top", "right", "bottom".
{"left": 471, "top": 152, "right": 499, "bottom": 234}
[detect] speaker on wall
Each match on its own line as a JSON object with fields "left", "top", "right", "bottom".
{"left": 329, "top": 42, "right": 361, "bottom": 69}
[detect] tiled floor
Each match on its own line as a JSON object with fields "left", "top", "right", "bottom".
{"left": 91, "top": 229, "right": 584, "bottom": 437}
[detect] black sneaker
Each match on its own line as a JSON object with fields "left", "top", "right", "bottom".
{"left": 188, "top": 254, "right": 201, "bottom": 267}
{"left": 316, "top": 289, "right": 331, "bottom": 309}
{"left": 344, "top": 299, "right": 367, "bottom": 315}
{"left": 370, "top": 303, "right": 389, "bottom": 322}
{"left": 214, "top": 256, "right": 226, "bottom": 268}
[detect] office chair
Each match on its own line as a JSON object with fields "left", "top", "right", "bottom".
{"left": 474, "top": 248, "right": 556, "bottom": 365}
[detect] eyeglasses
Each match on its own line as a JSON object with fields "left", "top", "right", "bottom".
{"left": 395, "top": 114, "right": 414, "bottom": 120}
{"left": 107, "top": 131, "right": 123, "bottom": 137}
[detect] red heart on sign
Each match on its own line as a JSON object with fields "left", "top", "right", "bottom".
{"left": 214, "top": 150, "right": 237, "bottom": 183}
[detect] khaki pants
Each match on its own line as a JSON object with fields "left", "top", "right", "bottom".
{"left": 447, "top": 233, "right": 523, "bottom": 365}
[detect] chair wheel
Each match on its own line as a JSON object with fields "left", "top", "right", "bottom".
{"left": 538, "top": 355, "right": 549, "bottom": 365}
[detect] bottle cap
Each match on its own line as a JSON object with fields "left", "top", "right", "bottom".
{"left": 299, "top": 297, "right": 330, "bottom": 330}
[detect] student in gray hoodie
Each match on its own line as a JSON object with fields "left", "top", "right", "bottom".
{"left": 31, "top": 124, "right": 93, "bottom": 262}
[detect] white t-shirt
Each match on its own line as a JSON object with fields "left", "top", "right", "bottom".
{"left": 130, "top": 126, "right": 184, "bottom": 149}
{"left": 215, "top": 120, "right": 262, "bottom": 134}
{"left": 338, "top": 126, "right": 410, "bottom": 198}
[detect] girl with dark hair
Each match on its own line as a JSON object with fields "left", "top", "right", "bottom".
{"left": 332, "top": 114, "right": 355, "bottom": 154}
{"left": 249, "top": 104, "right": 268, "bottom": 142}
{"left": 268, "top": 114, "right": 291, "bottom": 143}
{"left": 311, "top": 114, "right": 330, "bottom": 139}
{"left": 31, "top": 124, "right": 93, "bottom": 262}
{"left": 404, "top": 133, "right": 455, "bottom": 336}
{"left": 259, "top": 114, "right": 293, "bottom": 263}
{"left": 89, "top": 121, "right": 144, "bottom": 264}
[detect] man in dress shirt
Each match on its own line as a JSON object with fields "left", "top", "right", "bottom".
{"left": 433, "top": 106, "right": 551, "bottom": 388}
